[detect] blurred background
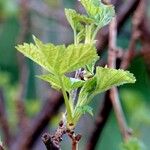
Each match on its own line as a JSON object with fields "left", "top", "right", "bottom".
{"left": 0, "top": 0, "right": 150, "bottom": 150}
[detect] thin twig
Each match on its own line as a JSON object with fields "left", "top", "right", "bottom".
{"left": 67, "top": 130, "right": 82, "bottom": 150}
{"left": 42, "top": 133, "right": 57, "bottom": 150}
{"left": 42, "top": 120, "right": 67, "bottom": 150}
{"left": 121, "top": 0, "right": 145, "bottom": 69}
{"left": 108, "top": 17, "right": 131, "bottom": 141}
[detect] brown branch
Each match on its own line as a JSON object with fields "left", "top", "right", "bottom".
{"left": 42, "top": 133, "right": 59, "bottom": 150}
{"left": 108, "top": 17, "right": 131, "bottom": 141}
{"left": 0, "top": 88, "right": 11, "bottom": 147}
{"left": 67, "top": 130, "right": 82, "bottom": 150}
{"left": 0, "top": 145, "right": 4, "bottom": 150}
{"left": 110, "top": 88, "right": 132, "bottom": 141}
{"left": 121, "top": 0, "right": 145, "bottom": 69}
{"left": 42, "top": 119, "right": 81, "bottom": 150}
{"left": 42, "top": 120, "right": 67, "bottom": 150}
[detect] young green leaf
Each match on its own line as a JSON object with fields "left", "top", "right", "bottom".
{"left": 65, "top": 8, "right": 94, "bottom": 31}
{"left": 94, "top": 67, "right": 136, "bottom": 95}
{"left": 76, "top": 76, "right": 97, "bottom": 108}
{"left": 76, "top": 67, "right": 136, "bottom": 108}
{"left": 80, "top": 0, "right": 115, "bottom": 28}
{"left": 73, "top": 105, "right": 93, "bottom": 124}
{"left": 69, "top": 78, "right": 85, "bottom": 91}
{"left": 85, "top": 57, "right": 99, "bottom": 75}
{"left": 59, "top": 44, "right": 99, "bottom": 74}
{"left": 78, "top": 105, "right": 93, "bottom": 116}
{"left": 38, "top": 74, "right": 85, "bottom": 92}
{"left": 17, "top": 36, "right": 98, "bottom": 75}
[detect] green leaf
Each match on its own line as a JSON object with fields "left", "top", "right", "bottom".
{"left": 37, "top": 74, "right": 61, "bottom": 91}
{"left": 77, "top": 105, "right": 93, "bottom": 116}
{"left": 37, "top": 74, "right": 85, "bottom": 92}
{"left": 76, "top": 76, "right": 97, "bottom": 108}
{"left": 72, "top": 105, "right": 93, "bottom": 124}
{"left": 80, "top": 0, "right": 115, "bottom": 28}
{"left": 17, "top": 36, "right": 98, "bottom": 75}
{"left": 59, "top": 44, "right": 99, "bottom": 74}
{"left": 76, "top": 67, "right": 136, "bottom": 108}
{"left": 94, "top": 67, "right": 136, "bottom": 95}
{"left": 120, "top": 138, "right": 146, "bottom": 150}
{"left": 85, "top": 57, "right": 99, "bottom": 75}
{"left": 65, "top": 8, "right": 94, "bottom": 31}
{"left": 16, "top": 37, "right": 98, "bottom": 74}
{"left": 69, "top": 78, "right": 85, "bottom": 91}
{"left": 33, "top": 36, "right": 65, "bottom": 74}
{"left": 16, "top": 43, "right": 52, "bottom": 72}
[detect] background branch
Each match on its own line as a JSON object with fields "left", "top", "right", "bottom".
{"left": 96, "top": 0, "right": 140, "bottom": 54}
{"left": 0, "top": 88, "right": 11, "bottom": 147}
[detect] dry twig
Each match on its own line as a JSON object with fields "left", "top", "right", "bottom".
{"left": 108, "top": 17, "right": 131, "bottom": 141}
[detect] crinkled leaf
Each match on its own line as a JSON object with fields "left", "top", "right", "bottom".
{"left": 94, "top": 67, "right": 136, "bottom": 94}
{"left": 16, "top": 43, "right": 52, "bottom": 72}
{"left": 59, "top": 44, "right": 99, "bottom": 74}
{"left": 33, "top": 36, "right": 65, "bottom": 74}
{"left": 120, "top": 138, "right": 146, "bottom": 150}
{"left": 80, "top": 0, "right": 115, "bottom": 28}
{"left": 65, "top": 8, "right": 94, "bottom": 31}
{"left": 37, "top": 74, "right": 85, "bottom": 92}
{"left": 73, "top": 67, "right": 136, "bottom": 125}
{"left": 77, "top": 67, "right": 136, "bottom": 107}
{"left": 16, "top": 37, "right": 98, "bottom": 75}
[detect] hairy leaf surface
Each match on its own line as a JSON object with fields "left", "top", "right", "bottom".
{"left": 17, "top": 37, "right": 98, "bottom": 75}
{"left": 94, "top": 67, "right": 136, "bottom": 94}
{"left": 59, "top": 44, "right": 98, "bottom": 74}
{"left": 77, "top": 67, "right": 136, "bottom": 107}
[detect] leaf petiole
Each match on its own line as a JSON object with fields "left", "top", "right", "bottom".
{"left": 58, "top": 75, "right": 73, "bottom": 125}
